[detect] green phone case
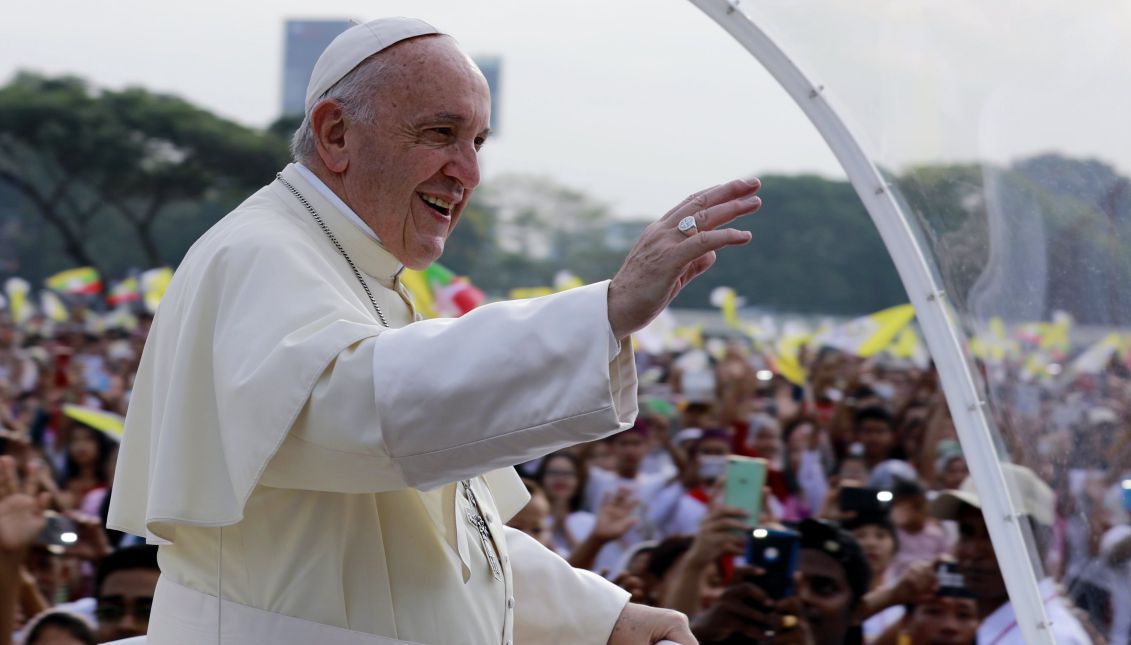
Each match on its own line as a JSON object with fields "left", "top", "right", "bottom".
{"left": 723, "top": 456, "right": 768, "bottom": 520}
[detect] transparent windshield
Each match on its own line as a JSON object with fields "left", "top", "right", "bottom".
{"left": 719, "top": 1, "right": 1131, "bottom": 640}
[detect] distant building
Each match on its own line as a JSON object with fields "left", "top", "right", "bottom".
{"left": 281, "top": 19, "right": 352, "bottom": 117}
{"left": 604, "top": 220, "right": 650, "bottom": 251}
{"left": 281, "top": 21, "right": 503, "bottom": 135}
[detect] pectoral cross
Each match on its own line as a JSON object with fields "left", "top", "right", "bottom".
{"left": 462, "top": 480, "right": 504, "bottom": 581}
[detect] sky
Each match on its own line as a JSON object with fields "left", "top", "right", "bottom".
{"left": 2, "top": 0, "right": 1127, "bottom": 218}
{"left": 0, "top": 0, "right": 844, "bottom": 219}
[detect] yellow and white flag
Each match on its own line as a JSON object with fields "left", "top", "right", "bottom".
{"left": 772, "top": 331, "right": 812, "bottom": 385}
{"left": 40, "top": 291, "right": 69, "bottom": 322}
{"left": 399, "top": 269, "right": 439, "bottom": 319}
{"left": 970, "top": 316, "right": 1020, "bottom": 363}
{"left": 813, "top": 304, "right": 916, "bottom": 358}
{"left": 889, "top": 326, "right": 930, "bottom": 368}
{"left": 140, "top": 267, "right": 174, "bottom": 314}
{"left": 1037, "top": 311, "right": 1072, "bottom": 354}
{"left": 1070, "top": 332, "right": 1130, "bottom": 375}
{"left": 710, "top": 286, "right": 744, "bottom": 329}
{"left": 553, "top": 270, "right": 584, "bottom": 292}
{"left": 507, "top": 286, "right": 555, "bottom": 300}
{"left": 4, "top": 278, "right": 33, "bottom": 325}
{"left": 633, "top": 308, "right": 676, "bottom": 355}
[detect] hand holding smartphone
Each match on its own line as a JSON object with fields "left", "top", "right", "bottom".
{"left": 38, "top": 510, "right": 78, "bottom": 554}
{"left": 723, "top": 456, "right": 768, "bottom": 522}
{"left": 837, "top": 486, "right": 893, "bottom": 515}
{"left": 744, "top": 527, "right": 801, "bottom": 598}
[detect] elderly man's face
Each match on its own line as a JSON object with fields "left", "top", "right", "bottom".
{"left": 345, "top": 36, "right": 491, "bottom": 269}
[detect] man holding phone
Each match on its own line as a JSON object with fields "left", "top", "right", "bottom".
{"left": 897, "top": 593, "right": 980, "bottom": 645}
{"left": 691, "top": 519, "right": 871, "bottom": 644}
{"left": 929, "top": 464, "right": 1091, "bottom": 645}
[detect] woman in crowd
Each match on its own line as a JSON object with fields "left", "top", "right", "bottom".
{"left": 780, "top": 415, "right": 831, "bottom": 520}
{"left": 59, "top": 424, "right": 110, "bottom": 510}
{"left": 844, "top": 512, "right": 904, "bottom": 642}
{"left": 533, "top": 451, "right": 595, "bottom": 559}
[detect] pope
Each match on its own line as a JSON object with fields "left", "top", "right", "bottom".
{"left": 107, "top": 16, "right": 761, "bottom": 645}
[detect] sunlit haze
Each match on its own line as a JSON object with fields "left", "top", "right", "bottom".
{"left": 0, "top": 0, "right": 843, "bottom": 218}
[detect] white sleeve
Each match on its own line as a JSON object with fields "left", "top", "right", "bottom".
{"left": 506, "top": 526, "right": 630, "bottom": 645}
{"left": 261, "top": 281, "right": 637, "bottom": 493}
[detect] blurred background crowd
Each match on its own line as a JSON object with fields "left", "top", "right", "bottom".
{"left": 508, "top": 326, "right": 1131, "bottom": 644}
{"left": 0, "top": 294, "right": 1130, "bottom": 644}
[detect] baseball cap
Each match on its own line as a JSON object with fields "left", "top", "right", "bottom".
{"left": 934, "top": 439, "right": 964, "bottom": 473}
{"left": 929, "top": 463, "right": 1054, "bottom": 526}
{"left": 673, "top": 427, "right": 704, "bottom": 447}
{"left": 305, "top": 17, "right": 441, "bottom": 114}
{"left": 867, "top": 459, "right": 919, "bottom": 490}
{"left": 797, "top": 519, "right": 871, "bottom": 605}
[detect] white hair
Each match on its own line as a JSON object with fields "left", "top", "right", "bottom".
{"left": 290, "top": 53, "right": 394, "bottom": 165}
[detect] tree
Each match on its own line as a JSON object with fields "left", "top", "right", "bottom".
{"left": 0, "top": 72, "right": 289, "bottom": 270}
{"left": 673, "top": 174, "right": 907, "bottom": 314}
{"left": 463, "top": 174, "right": 626, "bottom": 291}
{"left": 893, "top": 155, "right": 1131, "bottom": 325}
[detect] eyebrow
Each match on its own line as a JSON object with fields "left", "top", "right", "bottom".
{"left": 420, "top": 112, "right": 491, "bottom": 139}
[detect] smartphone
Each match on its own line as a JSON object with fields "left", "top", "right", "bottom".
{"left": 744, "top": 528, "right": 801, "bottom": 598}
{"left": 724, "top": 456, "right": 768, "bottom": 521}
{"left": 838, "top": 486, "right": 893, "bottom": 515}
{"left": 37, "top": 511, "right": 78, "bottom": 553}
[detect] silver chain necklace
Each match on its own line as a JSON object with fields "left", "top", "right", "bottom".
{"left": 278, "top": 174, "right": 496, "bottom": 580}
{"left": 276, "top": 173, "right": 388, "bottom": 327}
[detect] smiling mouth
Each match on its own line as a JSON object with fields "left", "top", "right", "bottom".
{"left": 419, "top": 193, "right": 454, "bottom": 217}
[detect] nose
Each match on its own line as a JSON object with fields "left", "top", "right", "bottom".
{"left": 444, "top": 141, "right": 481, "bottom": 192}
{"left": 116, "top": 614, "right": 144, "bottom": 636}
{"left": 939, "top": 614, "right": 960, "bottom": 636}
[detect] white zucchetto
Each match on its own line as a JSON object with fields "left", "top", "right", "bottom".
{"left": 304, "top": 17, "right": 441, "bottom": 114}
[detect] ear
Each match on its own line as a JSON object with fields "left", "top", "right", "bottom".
{"left": 311, "top": 99, "right": 350, "bottom": 173}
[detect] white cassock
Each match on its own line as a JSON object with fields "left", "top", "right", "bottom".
{"left": 107, "top": 163, "right": 637, "bottom": 644}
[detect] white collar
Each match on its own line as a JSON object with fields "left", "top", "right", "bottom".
{"left": 295, "top": 163, "right": 381, "bottom": 243}
{"left": 976, "top": 578, "right": 1059, "bottom": 644}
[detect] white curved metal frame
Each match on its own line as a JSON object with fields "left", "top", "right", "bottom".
{"left": 685, "top": 1, "right": 1056, "bottom": 642}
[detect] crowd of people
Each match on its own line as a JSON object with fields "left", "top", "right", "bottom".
{"left": 0, "top": 304, "right": 1129, "bottom": 644}
{"left": 0, "top": 310, "right": 161, "bottom": 645}
{"left": 506, "top": 336, "right": 1131, "bottom": 644}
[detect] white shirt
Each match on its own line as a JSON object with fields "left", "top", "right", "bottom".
{"left": 585, "top": 467, "right": 668, "bottom": 574}
{"left": 647, "top": 481, "right": 708, "bottom": 538}
{"left": 547, "top": 510, "right": 597, "bottom": 558}
{"left": 976, "top": 578, "right": 1091, "bottom": 645}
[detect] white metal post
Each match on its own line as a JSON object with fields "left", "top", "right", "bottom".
{"left": 684, "top": 1, "right": 1056, "bottom": 642}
